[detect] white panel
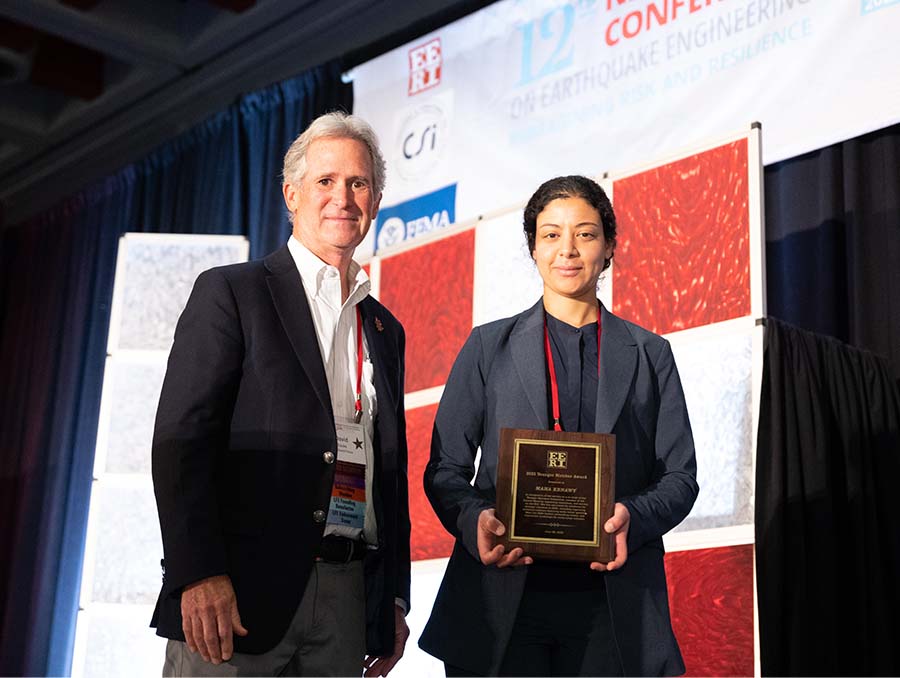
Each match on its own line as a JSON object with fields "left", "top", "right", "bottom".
{"left": 108, "top": 234, "right": 249, "bottom": 352}
{"left": 75, "top": 605, "right": 167, "bottom": 678}
{"left": 473, "top": 209, "right": 543, "bottom": 326}
{"left": 97, "top": 355, "right": 167, "bottom": 475}
{"left": 668, "top": 324, "right": 754, "bottom": 532}
{"left": 89, "top": 479, "right": 163, "bottom": 604}
{"left": 406, "top": 385, "right": 444, "bottom": 410}
{"left": 393, "top": 558, "right": 450, "bottom": 678}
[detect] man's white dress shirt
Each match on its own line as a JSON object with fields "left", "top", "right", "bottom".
{"left": 287, "top": 236, "right": 378, "bottom": 546}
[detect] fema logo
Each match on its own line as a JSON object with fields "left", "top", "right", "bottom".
{"left": 395, "top": 103, "right": 448, "bottom": 181}
{"left": 376, "top": 217, "right": 406, "bottom": 251}
{"left": 374, "top": 184, "right": 457, "bottom": 253}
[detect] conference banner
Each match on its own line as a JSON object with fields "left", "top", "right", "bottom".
{"left": 353, "top": 0, "right": 900, "bottom": 253}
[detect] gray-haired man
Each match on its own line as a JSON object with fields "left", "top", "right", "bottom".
{"left": 151, "top": 112, "right": 410, "bottom": 677}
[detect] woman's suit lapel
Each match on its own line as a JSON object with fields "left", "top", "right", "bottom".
{"left": 596, "top": 304, "right": 637, "bottom": 433}
{"left": 509, "top": 301, "right": 550, "bottom": 430}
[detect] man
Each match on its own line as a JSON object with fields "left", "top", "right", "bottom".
{"left": 151, "top": 111, "right": 410, "bottom": 677}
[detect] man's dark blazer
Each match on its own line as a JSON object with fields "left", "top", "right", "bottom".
{"left": 419, "top": 300, "right": 698, "bottom": 676}
{"left": 150, "top": 245, "right": 411, "bottom": 656}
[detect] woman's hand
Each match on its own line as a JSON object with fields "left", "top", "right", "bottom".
{"left": 477, "top": 508, "right": 533, "bottom": 568}
{"left": 590, "top": 502, "right": 630, "bottom": 572}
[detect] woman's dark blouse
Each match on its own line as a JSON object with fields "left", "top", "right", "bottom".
{"left": 529, "top": 310, "right": 605, "bottom": 591}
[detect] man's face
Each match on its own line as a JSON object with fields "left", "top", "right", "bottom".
{"left": 283, "top": 137, "right": 381, "bottom": 259}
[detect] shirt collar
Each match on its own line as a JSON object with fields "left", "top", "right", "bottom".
{"left": 287, "top": 236, "right": 370, "bottom": 304}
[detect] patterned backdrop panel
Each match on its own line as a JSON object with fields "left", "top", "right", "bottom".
{"left": 670, "top": 328, "right": 754, "bottom": 531}
{"left": 114, "top": 237, "right": 248, "bottom": 351}
{"left": 101, "top": 358, "right": 166, "bottom": 475}
{"left": 666, "top": 544, "right": 754, "bottom": 677}
{"left": 406, "top": 403, "right": 454, "bottom": 561}
{"left": 380, "top": 230, "right": 475, "bottom": 393}
{"left": 90, "top": 481, "right": 162, "bottom": 604}
{"left": 612, "top": 140, "right": 751, "bottom": 334}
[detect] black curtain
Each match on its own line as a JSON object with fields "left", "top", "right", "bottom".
{"left": 759, "top": 122, "right": 900, "bottom": 675}
{"left": 755, "top": 318, "right": 900, "bottom": 676}
{"left": 0, "top": 61, "right": 351, "bottom": 677}
{"left": 765, "top": 122, "right": 900, "bottom": 383}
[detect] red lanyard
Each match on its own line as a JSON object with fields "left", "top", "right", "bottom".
{"left": 355, "top": 306, "right": 364, "bottom": 423}
{"left": 543, "top": 310, "right": 602, "bottom": 432}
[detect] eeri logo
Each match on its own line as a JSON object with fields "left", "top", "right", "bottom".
{"left": 409, "top": 37, "right": 442, "bottom": 95}
{"left": 547, "top": 451, "right": 568, "bottom": 469}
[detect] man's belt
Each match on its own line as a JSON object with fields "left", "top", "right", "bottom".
{"left": 316, "top": 535, "right": 368, "bottom": 563}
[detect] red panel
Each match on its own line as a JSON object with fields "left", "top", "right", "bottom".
{"left": 406, "top": 403, "right": 454, "bottom": 560}
{"left": 665, "top": 545, "right": 755, "bottom": 677}
{"left": 379, "top": 231, "right": 474, "bottom": 393}
{"left": 612, "top": 140, "right": 751, "bottom": 334}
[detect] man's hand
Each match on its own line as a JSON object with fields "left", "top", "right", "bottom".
{"left": 362, "top": 604, "right": 410, "bottom": 677}
{"left": 477, "top": 508, "right": 532, "bottom": 568}
{"left": 181, "top": 574, "right": 248, "bottom": 664}
{"left": 590, "top": 502, "right": 630, "bottom": 572}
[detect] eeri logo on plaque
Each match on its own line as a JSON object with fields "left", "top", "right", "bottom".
{"left": 547, "top": 451, "right": 568, "bottom": 469}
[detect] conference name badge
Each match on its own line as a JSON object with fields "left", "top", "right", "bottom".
{"left": 326, "top": 421, "right": 368, "bottom": 530}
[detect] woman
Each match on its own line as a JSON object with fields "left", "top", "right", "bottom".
{"left": 419, "top": 176, "right": 699, "bottom": 676}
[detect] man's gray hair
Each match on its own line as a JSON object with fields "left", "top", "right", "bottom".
{"left": 282, "top": 111, "right": 386, "bottom": 196}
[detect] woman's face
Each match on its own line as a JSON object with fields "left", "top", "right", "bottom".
{"left": 532, "top": 196, "right": 614, "bottom": 302}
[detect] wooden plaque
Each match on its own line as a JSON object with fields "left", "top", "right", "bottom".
{"left": 496, "top": 427, "right": 616, "bottom": 562}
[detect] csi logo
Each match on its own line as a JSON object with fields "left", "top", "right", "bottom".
{"left": 395, "top": 104, "right": 447, "bottom": 180}
{"left": 408, "top": 37, "right": 441, "bottom": 96}
{"left": 547, "top": 451, "right": 568, "bottom": 469}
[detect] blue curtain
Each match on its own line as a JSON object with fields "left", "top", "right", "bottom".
{"left": 764, "top": 122, "right": 900, "bottom": 382}
{"left": 0, "top": 60, "right": 351, "bottom": 676}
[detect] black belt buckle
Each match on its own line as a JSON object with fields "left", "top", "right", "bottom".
{"left": 340, "top": 536, "right": 354, "bottom": 563}
{"left": 318, "top": 535, "right": 365, "bottom": 563}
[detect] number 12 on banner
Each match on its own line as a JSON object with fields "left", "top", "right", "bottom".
{"left": 517, "top": 4, "right": 575, "bottom": 86}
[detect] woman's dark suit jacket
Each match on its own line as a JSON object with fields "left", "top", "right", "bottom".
{"left": 420, "top": 300, "right": 698, "bottom": 676}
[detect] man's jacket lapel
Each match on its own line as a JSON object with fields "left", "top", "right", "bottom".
{"left": 264, "top": 246, "right": 333, "bottom": 419}
{"left": 358, "top": 296, "right": 399, "bottom": 416}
